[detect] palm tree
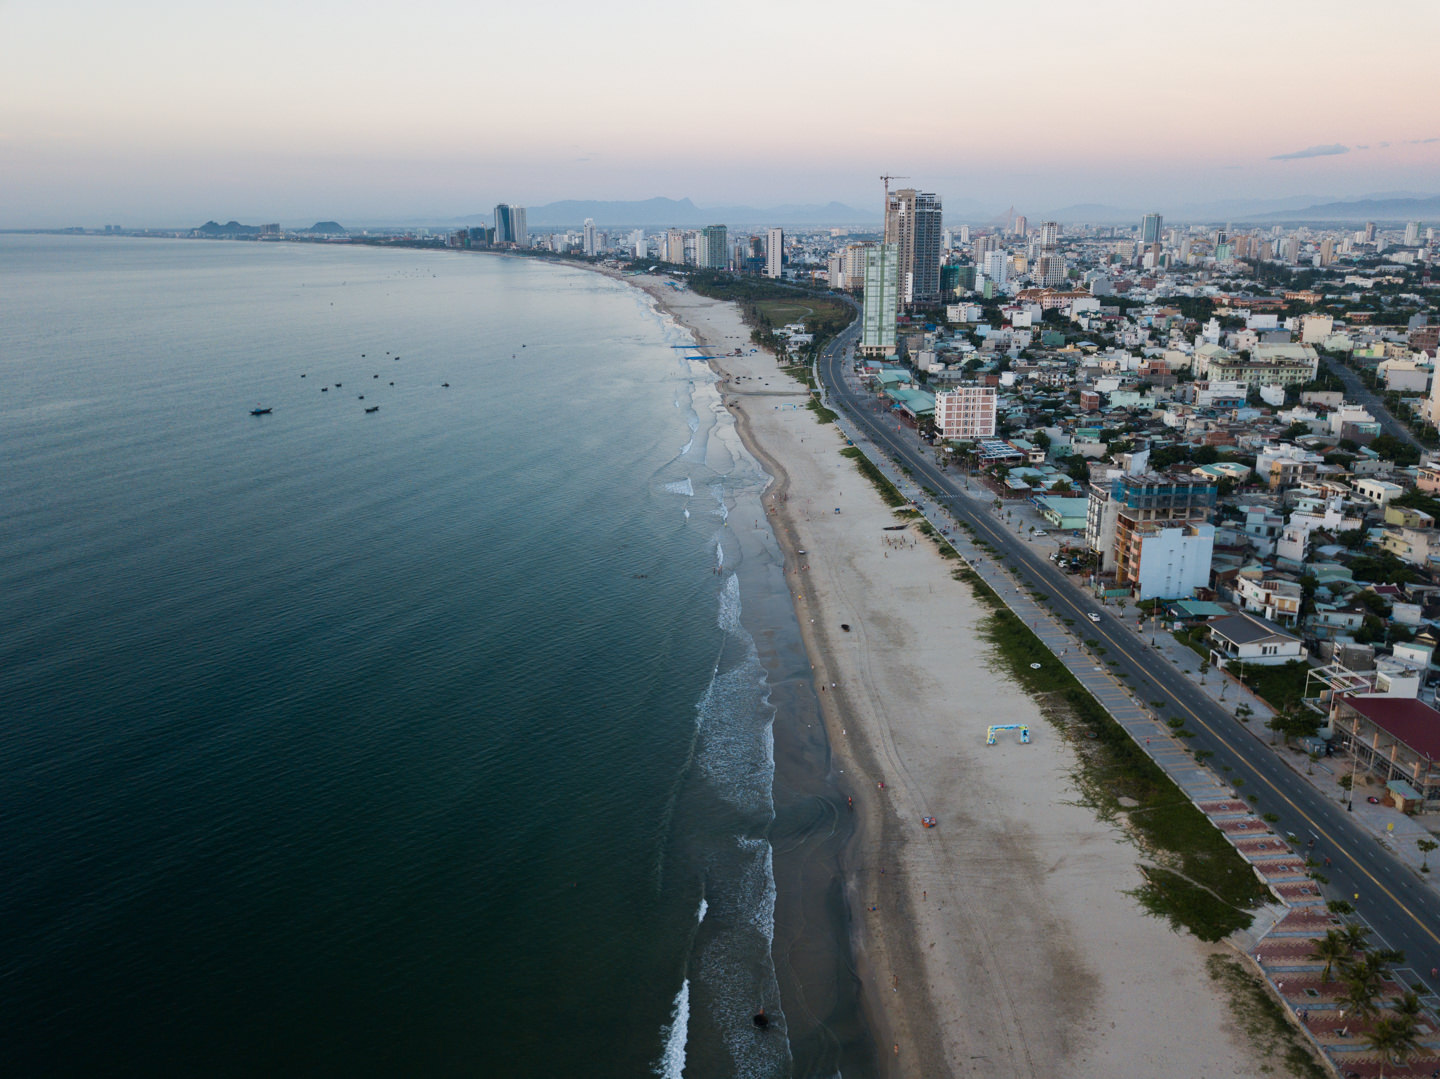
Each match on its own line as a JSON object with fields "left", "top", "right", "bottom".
{"left": 1393, "top": 990, "right": 1422, "bottom": 1022}
{"left": 1309, "top": 930, "right": 1350, "bottom": 983}
{"left": 1368, "top": 1014, "right": 1421, "bottom": 1079}
{"left": 1339, "top": 952, "right": 1388, "bottom": 1023}
{"left": 1340, "top": 923, "right": 1371, "bottom": 954}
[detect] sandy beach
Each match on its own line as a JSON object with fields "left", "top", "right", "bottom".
{"left": 621, "top": 271, "right": 1271, "bottom": 1077}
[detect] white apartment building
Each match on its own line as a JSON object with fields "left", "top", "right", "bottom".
{"left": 933, "top": 385, "right": 998, "bottom": 439}
{"left": 765, "top": 227, "right": 784, "bottom": 278}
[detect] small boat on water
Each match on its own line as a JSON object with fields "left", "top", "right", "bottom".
{"left": 365, "top": 406, "right": 380, "bottom": 413}
{"left": 250, "top": 407, "right": 272, "bottom": 415}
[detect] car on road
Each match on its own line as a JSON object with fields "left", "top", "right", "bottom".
{"left": 1033, "top": 530, "right": 1047, "bottom": 537}
{"left": 1367, "top": 796, "right": 1380, "bottom": 804}
{"left": 1088, "top": 613, "right": 1101, "bottom": 622}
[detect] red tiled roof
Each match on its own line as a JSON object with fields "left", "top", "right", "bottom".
{"left": 1337, "top": 694, "right": 1440, "bottom": 761}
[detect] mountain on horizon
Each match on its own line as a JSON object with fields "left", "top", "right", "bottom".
{"left": 1254, "top": 194, "right": 1440, "bottom": 223}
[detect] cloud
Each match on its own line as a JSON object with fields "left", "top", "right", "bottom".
{"left": 1356, "top": 144, "right": 1370, "bottom": 150}
{"left": 1270, "top": 143, "right": 1349, "bottom": 160}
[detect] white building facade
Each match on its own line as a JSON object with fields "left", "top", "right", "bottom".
{"left": 933, "top": 384, "right": 998, "bottom": 439}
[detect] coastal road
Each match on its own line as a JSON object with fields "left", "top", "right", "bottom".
{"left": 1321, "top": 355, "right": 1423, "bottom": 449}
{"left": 815, "top": 338, "right": 1440, "bottom": 986}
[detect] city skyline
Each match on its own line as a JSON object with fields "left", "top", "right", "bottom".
{"left": 4, "top": 0, "right": 1439, "bottom": 227}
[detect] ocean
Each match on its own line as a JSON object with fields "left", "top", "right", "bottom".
{"left": 0, "top": 236, "right": 863, "bottom": 1077}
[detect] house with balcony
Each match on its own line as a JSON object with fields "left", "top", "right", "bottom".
{"left": 1234, "top": 575, "right": 1304, "bottom": 627}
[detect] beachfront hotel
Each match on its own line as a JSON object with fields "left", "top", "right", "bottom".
{"left": 933, "top": 384, "right": 998, "bottom": 440}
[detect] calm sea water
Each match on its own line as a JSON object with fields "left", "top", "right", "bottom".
{"left": 0, "top": 236, "right": 806, "bottom": 1077}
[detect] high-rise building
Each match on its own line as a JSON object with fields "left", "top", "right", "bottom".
{"left": 842, "top": 241, "right": 875, "bottom": 290}
{"left": 766, "top": 227, "right": 785, "bottom": 278}
{"left": 583, "top": 219, "right": 598, "bottom": 257}
{"left": 884, "top": 189, "right": 943, "bottom": 305}
{"left": 1319, "top": 236, "right": 1335, "bottom": 265}
{"left": 493, "top": 204, "right": 528, "bottom": 246}
{"left": 1364, "top": 221, "right": 1377, "bottom": 242}
{"left": 983, "top": 248, "right": 1009, "bottom": 287}
{"left": 698, "top": 225, "right": 728, "bottom": 270}
{"left": 1039, "top": 221, "right": 1060, "bottom": 247}
{"left": 663, "top": 228, "right": 687, "bottom": 265}
{"left": 859, "top": 244, "right": 899, "bottom": 356}
{"left": 1404, "top": 221, "right": 1422, "bottom": 246}
{"left": 1140, "top": 212, "right": 1163, "bottom": 245}
{"left": 934, "top": 384, "right": 997, "bottom": 439}
{"left": 631, "top": 229, "right": 647, "bottom": 258}
{"left": 1033, "top": 251, "right": 1067, "bottom": 287}
{"left": 1013, "top": 215, "right": 1028, "bottom": 239}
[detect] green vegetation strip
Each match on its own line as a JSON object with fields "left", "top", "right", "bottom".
{"left": 840, "top": 446, "right": 907, "bottom": 508}
{"left": 1206, "top": 956, "right": 1328, "bottom": 1079}
{"left": 807, "top": 398, "right": 837, "bottom": 424}
{"left": 980, "top": 607, "right": 1268, "bottom": 941}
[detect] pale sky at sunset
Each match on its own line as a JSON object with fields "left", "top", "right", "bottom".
{"left": 3, "top": 0, "right": 1437, "bottom": 226}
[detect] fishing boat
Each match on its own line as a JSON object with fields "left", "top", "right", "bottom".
{"left": 249, "top": 407, "right": 272, "bottom": 415}
{"left": 364, "top": 406, "right": 380, "bottom": 413}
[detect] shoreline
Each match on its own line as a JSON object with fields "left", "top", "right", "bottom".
{"left": 605, "top": 267, "right": 1278, "bottom": 1078}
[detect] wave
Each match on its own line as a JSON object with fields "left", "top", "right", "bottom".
{"left": 653, "top": 978, "right": 690, "bottom": 1079}
{"left": 717, "top": 572, "right": 741, "bottom": 636}
{"left": 663, "top": 478, "right": 694, "bottom": 498}
{"left": 710, "top": 482, "right": 729, "bottom": 522}
{"left": 680, "top": 437, "right": 694, "bottom": 456}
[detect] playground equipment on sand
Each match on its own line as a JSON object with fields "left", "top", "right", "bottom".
{"left": 986, "top": 724, "right": 1030, "bottom": 745}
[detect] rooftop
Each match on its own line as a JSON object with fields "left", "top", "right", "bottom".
{"left": 1337, "top": 694, "right": 1440, "bottom": 761}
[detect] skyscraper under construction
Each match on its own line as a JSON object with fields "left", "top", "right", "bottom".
{"left": 883, "top": 188, "right": 942, "bottom": 306}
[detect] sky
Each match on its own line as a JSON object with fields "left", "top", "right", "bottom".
{"left": 3, "top": 0, "right": 1438, "bottom": 227}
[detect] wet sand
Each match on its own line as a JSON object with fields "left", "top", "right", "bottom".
{"left": 619, "top": 271, "right": 1270, "bottom": 1079}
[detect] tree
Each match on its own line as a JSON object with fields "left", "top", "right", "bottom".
{"left": 1192, "top": 444, "right": 1221, "bottom": 465}
{"left": 1368, "top": 1014, "right": 1421, "bottom": 1078}
{"left": 1309, "top": 929, "right": 1351, "bottom": 983}
{"left": 1282, "top": 421, "right": 1312, "bottom": 440}
{"left": 1418, "top": 837, "right": 1437, "bottom": 871}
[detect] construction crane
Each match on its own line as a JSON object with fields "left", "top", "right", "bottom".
{"left": 880, "top": 174, "right": 910, "bottom": 211}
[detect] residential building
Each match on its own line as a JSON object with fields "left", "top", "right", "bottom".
{"left": 884, "top": 189, "right": 943, "bottom": 304}
{"left": 933, "top": 384, "right": 998, "bottom": 439}
{"left": 1033, "top": 251, "right": 1066, "bottom": 287}
{"left": 1086, "top": 471, "right": 1217, "bottom": 584}
{"left": 1234, "top": 576, "right": 1303, "bottom": 627}
{"left": 582, "top": 218, "right": 598, "bottom": 257}
{"left": 1353, "top": 478, "right": 1404, "bottom": 507}
{"left": 1206, "top": 612, "right": 1306, "bottom": 668}
{"left": 1255, "top": 443, "right": 1323, "bottom": 491}
{"left": 662, "top": 228, "right": 686, "bottom": 265}
{"left": 699, "top": 225, "right": 728, "bottom": 270}
{"left": 1039, "top": 221, "right": 1060, "bottom": 246}
{"left": 1382, "top": 526, "right": 1440, "bottom": 567}
{"left": 1140, "top": 212, "right": 1163, "bottom": 245}
{"left": 859, "top": 244, "right": 899, "bottom": 357}
{"left": 1121, "top": 521, "right": 1215, "bottom": 600}
{"left": 765, "top": 227, "right": 784, "bottom": 278}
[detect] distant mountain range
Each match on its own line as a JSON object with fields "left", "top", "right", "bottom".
{"left": 192, "top": 219, "right": 347, "bottom": 235}
{"left": 1252, "top": 196, "right": 1440, "bottom": 223}
{"left": 1031, "top": 192, "right": 1440, "bottom": 226}
{"left": 456, "top": 197, "right": 880, "bottom": 228}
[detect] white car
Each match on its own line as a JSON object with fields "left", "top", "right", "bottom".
{"left": 1088, "top": 613, "right": 1101, "bottom": 622}
{"left": 1033, "top": 530, "right": 1048, "bottom": 537}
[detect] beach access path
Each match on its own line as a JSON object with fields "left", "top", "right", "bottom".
{"left": 621, "top": 272, "right": 1276, "bottom": 1079}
